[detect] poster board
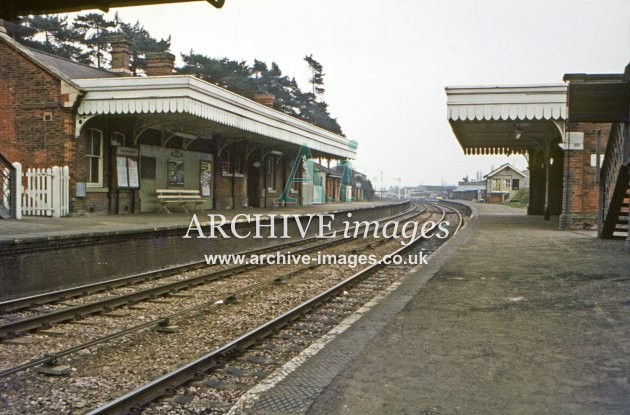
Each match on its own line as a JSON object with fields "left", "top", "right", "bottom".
{"left": 199, "top": 160, "right": 213, "bottom": 197}
{"left": 116, "top": 156, "right": 129, "bottom": 187}
{"left": 127, "top": 158, "right": 139, "bottom": 188}
{"left": 167, "top": 159, "right": 185, "bottom": 188}
{"left": 115, "top": 147, "right": 139, "bottom": 189}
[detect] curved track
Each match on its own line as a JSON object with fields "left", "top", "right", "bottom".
{"left": 86, "top": 203, "right": 465, "bottom": 415}
{"left": 0, "top": 205, "right": 429, "bottom": 378}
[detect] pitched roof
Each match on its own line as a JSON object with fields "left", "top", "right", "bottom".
{"left": 313, "top": 162, "right": 341, "bottom": 177}
{"left": 483, "top": 163, "right": 527, "bottom": 179}
{"left": 27, "top": 47, "right": 118, "bottom": 80}
{"left": 0, "top": 31, "right": 118, "bottom": 86}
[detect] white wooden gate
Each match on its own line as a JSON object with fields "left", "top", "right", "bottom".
{"left": 21, "top": 166, "right": 70, "bottom": 217}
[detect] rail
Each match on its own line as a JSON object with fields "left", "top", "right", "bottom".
{"left": 0, "top": 204, "right": 425, "bottom": 378}
{"left": 86, "top": 204, "right": 462, "bottom": 415}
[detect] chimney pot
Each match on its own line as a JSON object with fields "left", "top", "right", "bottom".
{"left": 145, "top": 52, "right": 176, "bottom": 76}
{"left": 253, "top": 93, "right": 275, "bottom": 107}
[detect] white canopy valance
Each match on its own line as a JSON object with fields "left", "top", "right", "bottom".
{"left": 73, "top": 76, "right": 356, "bottom": 159}
{"left": 446, "top": 84, "right": 567, "bottom": 122}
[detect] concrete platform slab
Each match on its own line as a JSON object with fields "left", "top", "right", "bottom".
{"left": 0, "top": 201, "right": 395, "bottom": 243}
{"left": 234, "top": 202, "right": 630, "bottom": 415}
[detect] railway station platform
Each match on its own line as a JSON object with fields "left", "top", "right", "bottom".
{"left": 0, "top": 201, "right": 397, "bottom": 243}
{"left": 0, "top": 201, "right": 410, "bottom": 301}
{"left": 236, "top": 202, "right": 630, "bottom": 415}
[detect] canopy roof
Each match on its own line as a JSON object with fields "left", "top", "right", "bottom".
{"left": 74, "top": 76, "right": 356, "bottom": 159}
{"left": 0, "top": 30, "right": 354, "bottom": 159}
{"left": 0, "top": 0, "right": 224, "bottom": 19}
{"left": 563, "top": 70, "right": 629, "bottom": 123}
{"left": 446, "top": 84, "right": 567, "bottom": 155}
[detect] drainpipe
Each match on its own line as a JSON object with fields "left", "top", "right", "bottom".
{"left": 281, "top": 157, "right": 286, "bottom": 207}
{"left": 544, "top": 137, "right": 551, "bottom": 221}
{"left": 595, "top": 129, "right": 601, "bottom": 184}
{"left": 263, "top": 156, "right": 267, "bottom": 208}
{"left": 231, "top": 147, "right": 235, "bottom": 209}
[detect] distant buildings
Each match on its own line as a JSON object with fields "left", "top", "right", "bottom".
{"left": 483, "top": 163, "right": 528, "bottom": 203}
{"left": 450, "top": 181, "right": 486, "bottom": 202}
{"left": 402, "top": 185, "right": 455, "bottom": 200}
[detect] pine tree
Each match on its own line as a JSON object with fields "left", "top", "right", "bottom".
{"left": 6, "top": 15, "right": 81, "bottom": 59}
{"left": 114, "top": 14, "right": 171, "bottom": 75}
{"left": 178, "top": 52, "right": 257, "bottom": 97}
{"left": 73, "top": 13, "right": 116, "bottom": 68}
{"left": 254, "top": 62, "right": 301, "bottom": 117}
{"left": 304, "top": 54, "right": 325, "bottom": 96}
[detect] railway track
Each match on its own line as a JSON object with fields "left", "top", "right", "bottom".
{"left": 89, "top": 203, "right": 464, "bottom": 415}
{"left": 1, "top": 205, "right": 424, "bottom": 315}
{"left": 0, "top": 203, "right": 465, "bottom": 414}
{"left": 0, "top": 205, "right": 423, "bottom": 340}
{"left": 0, "top": 205, "right": 430, "bottom": 379}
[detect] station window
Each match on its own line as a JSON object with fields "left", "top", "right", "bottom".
{"left": 512, "top": 179, "right": 520, "bottom": 190}
{"left": 111, "top": 131, "right": 127, "bottom": 147}
{"left": 266, "top": 157, "right": 276, "bottom": 190}
{"left": 86, "top": 128, "right": 103, "bottom": 187}
{"left": 221, "top": 149, "right": 243, "bottom": 174}
{"left": 221, "top": 150, "right": 231, "bottom": 173}
{"left": 233, "top": 152, "right": 243, "bottom": 174}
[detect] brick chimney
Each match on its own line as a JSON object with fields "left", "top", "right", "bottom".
{"left": 254, "top": 94, "right": 275, "bottom": 107}
{"left": 145, "top": 52, "right": 175, "bottom": 76}
{"left": 109, "top": 35, "right": 132, "bottom": 76}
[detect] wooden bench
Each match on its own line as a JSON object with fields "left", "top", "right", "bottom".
{"left": 156, "top": 189, "right": 204, "bottom": 213}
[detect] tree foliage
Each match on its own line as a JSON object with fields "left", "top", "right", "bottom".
{"left": 363, "top": 179, "right": 375, "bottom": 200}
{"left": 114, "top": 15, "right": 171, "bottom": 75}
{"left": 178, "top": 51, "right": 342, "bottom": 134}
{"left": 73, "top": 13, "right": 117, "bottom": 67}
{"left": 7, "top": 14, "right": 343, "bottom": 134}
{"left": 7, "top": 12, "right": 170, "bottom": 71}
{"left": 5, "top": 15, "right": 81, "bottom": 59}
{"left": 304, "top": 54, "right": 325, "bottom": 96}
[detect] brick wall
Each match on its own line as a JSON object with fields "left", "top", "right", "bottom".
{"left": 0, "top": 201, "right": 411, "bottom": 300}
{"left": 562, "top": 123, "right": 611, "bottom": 229}
{"left": 0, "top": 42, "right": 75, "bottom": 170}
{"left": 215, "top": 173, "right": 247, "bottom": 209}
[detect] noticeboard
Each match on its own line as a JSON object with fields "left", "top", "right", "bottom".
{"left": 127, "top": 158, "right": 139, "bottom": 188}
{"left": 115, "top": 147, "right": 139, "bottom": 189}
{"left": 116, "top": 156, "right": 129, "bottom": 187}
{"left": 116, "top": 156, "right": 139, "bottom": 189}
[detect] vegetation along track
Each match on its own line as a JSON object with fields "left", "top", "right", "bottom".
{"left": 0, "top": 203, "right": 465, "bottom": 414}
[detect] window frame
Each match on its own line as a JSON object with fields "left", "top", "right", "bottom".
{"left": 221, "top": 150, "right": 231, "bottom": 173}
{"left": 86, "top": 128, "right": 104, "bottom": 187}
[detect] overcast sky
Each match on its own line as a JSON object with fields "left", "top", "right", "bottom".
{"left": 92, "top": 0, "right": 629, "bottom": 187}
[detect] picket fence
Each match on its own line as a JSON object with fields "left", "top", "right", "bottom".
{"left": 15, "top": 164, "right": 70, "bottom": 217}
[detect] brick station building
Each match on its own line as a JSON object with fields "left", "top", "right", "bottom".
{"left": 445, "top": 84, "right": 613, "bottom": 231}
{"left": 0, "top": 29, "right": 356, "bottom": 215}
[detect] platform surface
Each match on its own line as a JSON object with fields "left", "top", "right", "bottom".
{"left": 240, "top": 202, "right": 630, "bottom": 415}
{"left": 0, "top": 201, "right": 396, "bottom": 243}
